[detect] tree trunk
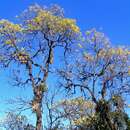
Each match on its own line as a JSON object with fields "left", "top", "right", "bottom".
{"left": 36, "top": 104, "right": 43, "bottom": 130}
{"left": 33, "top": 87, "right": 43, "bottom": 130}
{"left": 95, "top": 100, "right": 116, "bottom": 130}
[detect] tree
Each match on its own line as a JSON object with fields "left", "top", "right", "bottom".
{"left": 0, "top": 4, "right": 79, "bottom": 130}
{"left": 58, "top": 29, "right": 130, "bottom": 130}
{"left": 0, "top": 112, "right": 35, "bottom": 130}
{"left": 50, "top": 96, "right": 129, "bottom": 130}
{"left": 52, "top": 97, "right": 95, "bottom": 129}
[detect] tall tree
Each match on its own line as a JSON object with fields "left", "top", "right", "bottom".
{"left": 0, "top": 4, "right": 79, "bottom": 130}
{"left": 58, "top": 29, "right": 130, "bottom": 130}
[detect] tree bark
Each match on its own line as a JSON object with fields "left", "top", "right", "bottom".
{"left": 34, "top": 87, "right": 43, "bottom": 130}
{"left": 36, "top": 104, "right": 43, "bottom": 130}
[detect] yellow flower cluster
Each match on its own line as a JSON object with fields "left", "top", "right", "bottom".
{"left": 73, "top": 116, "right": 89, "bottom": 126}
{"left": 5, "top": 40, "right": 12, "bottom": 45}
{"left": 73, "top": 116, "right": 87, "bottom": 125}
{"left": 0, "top": 19, "right": 23, "bottom": 46}
{"left": 73, "top": 114, "right": 96, "bottom": 126}
{"left": 15, "top": 52, "right": 29, "bottom": 64}
{"left": 0, "top": 19, "right": 22, "bottom": 33}
{"left": 96, "top": 47, "right": 130, "bottom": 59}
{"left": 108, "top": 47, "right": 130, "bottom": 56}
{"left": 61, "top": 97, "right": 94, "bottom": 110}
{"left": 54, "top": 97, "right": 94, "bottom": 111}
{"left": 28, "top": 10, "right": 79, "bottom": 34}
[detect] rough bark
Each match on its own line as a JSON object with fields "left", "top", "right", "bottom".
{"left": 34, "top": 87, "right": 43, "bottom": 130}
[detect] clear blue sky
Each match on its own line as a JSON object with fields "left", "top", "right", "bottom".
{"left": 0, "top": 0, "right": 130, "bottom": 45}
{"left": 0, "top": 0, "right": 130, "bottom": 121}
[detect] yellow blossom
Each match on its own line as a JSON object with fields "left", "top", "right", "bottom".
{"left": 27, "top": 10, "right": 80, "bottom": 35}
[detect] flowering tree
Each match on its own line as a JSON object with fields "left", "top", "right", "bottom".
{"left": 58, "top": 29, "right": 130, "bottom": 130}
{"left": 49, "top": 96, "right": 129, "bottom": 130}
{"left": 0, "top": 4, "right": 79, "bottom": 130}
{"left": 52, "top": 97, "right": 95, "bottom": 129}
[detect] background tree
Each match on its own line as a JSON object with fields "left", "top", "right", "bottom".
{"left": 58, "top": 29, "right": 130, "bottom": 130}
{"left": 0, "top": 4, "right": 79, "bottom": 130}
{"left": 0, "top": 112, "right": 35, "bottom": 130}
{"left": 50, "top": 96, "right": 129, "bottom": 130}
{"left": 52, "top": 97, "right": 95, "bottom": 129}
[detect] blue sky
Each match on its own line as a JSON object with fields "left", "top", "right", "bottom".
{"left": 0, "top": 0, "right": 130, "bottom": 123}
{"left": 0, "top": 0, "right": 130, "bottom": 45}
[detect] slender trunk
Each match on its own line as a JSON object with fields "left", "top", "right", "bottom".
{"left": 33, "top": 87, "right": 43, "bottom": 130}
{"left": 36, "top": 104, "right": 43, "bottom": 130}
{"left": 27, "top": 62, "right": 43, "bottom": 130}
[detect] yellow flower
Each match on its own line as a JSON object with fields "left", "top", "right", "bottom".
{"left": 117, "top": 47, "right": 124, "bottom": 55}
{"left": 0, "top": 19, "right": 22, "bottom": 32}
{"left": 27, "top": 10, "right": 80, "bottom": 34}
{"left": 13, "top": 24, "right": 22, "bottom": 31}
{"left": 5, "top": 40, "right": 12, "bottom": 45}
